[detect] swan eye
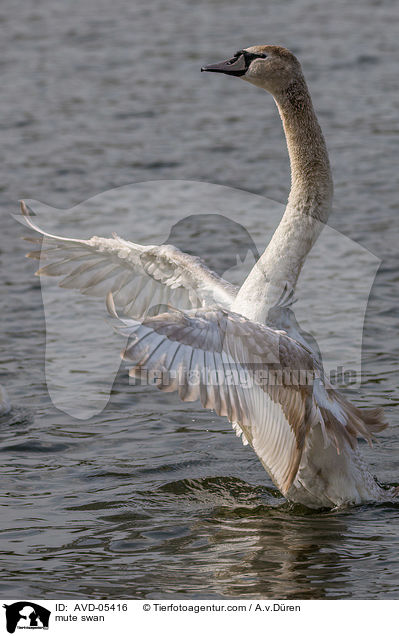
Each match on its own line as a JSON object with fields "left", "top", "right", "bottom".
{"left": 250, "top": 53, "right": 268, "bottom": 60}
{"left": 243, "top": 51, "right": 268, "bottom": 65}
{"left": 230, "top": 50, "right": 267, "bottom": 65}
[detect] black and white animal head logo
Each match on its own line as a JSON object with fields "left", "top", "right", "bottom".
{"left": 3, "top": 602, "right": 50, "bottom": 633}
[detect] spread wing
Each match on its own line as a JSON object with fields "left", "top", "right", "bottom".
{"left": 21, "top": 201, "right": 237, "bottom": 319}
{"left": 109, "top": 300, "right": 387, "bottom": 494}
{"left": 109, "top": 299, "right": 319, "bottom": 494}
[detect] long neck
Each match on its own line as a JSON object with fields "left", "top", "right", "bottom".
{"left": 233, "top": 76, "right": 333, "bottom": 322}
{"left": 278, "top": 77, "right": 333, "bottom": 223}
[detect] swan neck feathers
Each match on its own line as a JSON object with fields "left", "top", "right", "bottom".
{"left": 233, "top": 65, "right": 333, "bottom": 322}
{"left": 276, "top": 76, "right": 333, "bottom": 222}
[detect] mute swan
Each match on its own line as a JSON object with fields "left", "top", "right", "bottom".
{"left": 21, "top": 45, "right": 395, "bottom": 509}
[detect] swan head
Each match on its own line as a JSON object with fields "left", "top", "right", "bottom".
{"left": 201, "top": 45, "right": 303, "bottom": 97}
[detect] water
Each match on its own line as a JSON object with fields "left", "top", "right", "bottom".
{"left": 1, "top": 0, "right": 399, "bottom": 599}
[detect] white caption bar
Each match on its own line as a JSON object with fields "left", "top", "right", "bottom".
{"left": 1, "top": 599, "right": 397, "bottom": 636}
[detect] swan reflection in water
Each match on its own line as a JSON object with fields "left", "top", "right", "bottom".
{"left": 205, "top": 503, "right": 352, "bottom": 599}
{"left": 147, "top": 477, "right": 399, "bottom": 599}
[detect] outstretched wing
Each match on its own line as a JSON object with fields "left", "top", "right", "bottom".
{"left": 109, "top": 299, "right": 318, "bottom": 494}
{"left": 21, "top": 201, "right": 237, "bottom": 319}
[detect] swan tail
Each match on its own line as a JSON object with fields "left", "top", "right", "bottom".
{"left": 335, "top": 392, "right": 388, "bottom": 441}
{"left": 321, "top": 390, "right": 388, "bottom": 453}
{"left": 359, "top": 407, "right": 388, "bottom": 435}
{"left": 318, "top": 406, "right": 357, "bottom": 453}
{"left": 314, "top": 380, "right": 388, "bottom": 452}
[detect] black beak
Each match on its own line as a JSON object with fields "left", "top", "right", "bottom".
{"left": 201, "top": 53, "right": 247, "bottom": 77}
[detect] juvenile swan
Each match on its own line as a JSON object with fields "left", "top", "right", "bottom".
{"left": 22, "top": 45, "right": 394, "bottom": 508}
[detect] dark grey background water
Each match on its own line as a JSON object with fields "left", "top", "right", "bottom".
{"left": 1, "top": 0, "right": 399, "bottom": 599}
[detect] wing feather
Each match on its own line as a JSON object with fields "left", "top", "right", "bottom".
{"left": 115, "top": 305, "right": 388, "bottom": 493}
{"left": 116, "top": 306, "right": 319, "bottom": 494}
{"left": 21, "top": 201, "right": 236, "bottom": 319}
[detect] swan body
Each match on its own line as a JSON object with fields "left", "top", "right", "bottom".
{"left": 21, "top": 45, "right": 394, "bottom": 508}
